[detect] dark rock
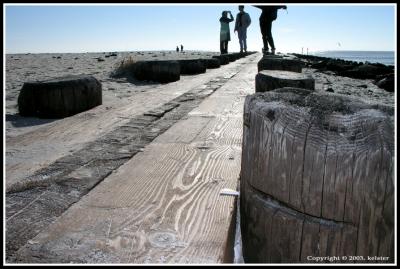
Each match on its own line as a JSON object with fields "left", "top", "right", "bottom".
{"left": 97, "top": 58, "right": 105, "bottom": 62}
{"left": 375, "top": 73, "right": 394, "bottom": 92}
{"left": 310, "top": 61, "right": 327, "bottom": 69}
{"left": 325, "top": 60, "right": 353, "bottom": 72}
{"left": 339, "top": 64, "right": 392, "bottom": 79}
{"left": 18, "top": 75, "right": 102, "bottom": 118}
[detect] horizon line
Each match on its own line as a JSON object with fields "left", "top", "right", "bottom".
{"left": 5, "top": 49, "right": 396, "bottom": 55}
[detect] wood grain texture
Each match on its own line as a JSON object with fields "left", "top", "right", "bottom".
{"left": 15, "top": 136, "right": 240, "bottom": 263}
{"left": 255, "top": 70, "right": 315, "bottom": 93}
{"left": 241, "top": 88, "right": 394, "bottom": 263}
{"left": 14, "top": 52, "right": 260, "bottom": 263}
{"left": 257, "top": 57, "right": 303, "bottom": 73}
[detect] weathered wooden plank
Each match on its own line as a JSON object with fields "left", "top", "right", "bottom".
{"left": 15, "top": 141, "right": 241, "bottom": 263}
{"left": 13, "top": 52, "right": 260, "bottom": 263}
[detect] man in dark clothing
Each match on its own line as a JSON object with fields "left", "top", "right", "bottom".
{"left": 234, "top": 5, "right": 251, "bottom": 53}
{"left": 254, "top": 5, "right": 287, "bottom": 55}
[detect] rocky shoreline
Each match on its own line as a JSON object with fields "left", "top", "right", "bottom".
{"left": 291, "top": 53, "right": 394, "bottom": 92}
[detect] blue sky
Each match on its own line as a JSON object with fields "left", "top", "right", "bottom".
{"left": 4, "top": 4, "right": 396, "bottom": 54}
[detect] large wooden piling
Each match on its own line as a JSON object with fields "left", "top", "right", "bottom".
{"left": 258, "top": 56, "right": 303, "bottom": 73}
{"left": 256, "top": 70, "right": 315, "bottom": 93}
{"left": 240, "top": 88, "right": 394, "bottom": 263}
{"left": 18, "top": 75, "right": 102, "bottom": 118}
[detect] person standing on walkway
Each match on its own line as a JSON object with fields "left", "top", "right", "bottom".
{"left": 219, "top": 10, "right": 234, "bottom": 54}
{"left": 181, "top": 44, "right": 184, "bottom": 52}
{"left": 234, "top": 5, "right": 251, "bottom": 53}
{"left": 254, "top": 5, "right": 287, "bottom": 55}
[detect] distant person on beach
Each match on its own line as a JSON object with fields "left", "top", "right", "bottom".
{"left": 234, "top": 5, "right": 251, "bottom": 53}
{"left": 254, "top": 5, "right": 287, "bottom": 55}
{"left": 181, "top": 44, "right": 184, "bottom": 52}
{"left": 219, "top": 10, "right": 234, "bottom": 54}
{"left": 176, "top": 46, "right": 179, "bottom": 52}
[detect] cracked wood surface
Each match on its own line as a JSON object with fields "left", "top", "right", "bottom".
{"left": 240, "top": 88, "right": 394, "bottom": 263}
{"left": 12, "top": 53, "right": 259, "bottom": 263}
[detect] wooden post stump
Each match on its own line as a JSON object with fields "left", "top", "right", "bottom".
{"left": 18, "top": 75, "right": 102, "bottom": 118}
{"left": 212, "top": 55, "right": 230, "bottom": 65}
{"left": 240, "top": 88, "right": 394, "bottom": 263}
{"left": 178, "top": 59, "right": 206, "bottom": 74}
{"left": 226, "top": 53, "right": 238, "bottom": 62}
{"left": 204, "top": 58, "right": 221, "bottom": 69}
{"left": 133, "top": 60, "right": 180, "bottom": 83}
{"left": 258, "top": 57, "right": 303, "bottom": 73}
{"left": 256, "top": 70, "right": 315, "bottom": 93}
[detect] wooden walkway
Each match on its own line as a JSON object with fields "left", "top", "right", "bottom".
{"left": 14, "top": 54, "right": 259, "bottom": 263}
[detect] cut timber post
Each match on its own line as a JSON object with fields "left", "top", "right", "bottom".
{"left": 178, "top": 59, "right": 207, "bottom": 75}
{"left": 133, "top": 60, "right": 180, "bottom": 83}
{"left": 18, "top": 75, "right": 102, "bottom": 118}
{"left": 255, "top": 70, "right": 315, "bottom": 93}
{"left": 212, "top": 55, "right": 230, "bottom": 65}
{"left": 240, "top": 88, "right": 394, "bottom": 263}
{"left": 226, "top": 53, "right": 242, "bottom": 62}
{"left": 258, "top": 57, "right": 303, "bottom": 73}
{"left": 204, "top": 58, "right": 221, "bottom": 69}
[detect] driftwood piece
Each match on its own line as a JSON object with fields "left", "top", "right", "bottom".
{"left": 133, "top": 60, "right": 180, "bottom": 83}
{"left": 18, "top": 75, "right": 102, "bottom": 118}
{"left": 256, "top": 70, "right": 315, "bottom": 93}
{"left": 258, "top": 57, "right": 303, "bottom": 73}
{"left": 240, "top": 88, "right": 394, "bottom": 263}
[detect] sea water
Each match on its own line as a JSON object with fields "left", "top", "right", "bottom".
{"left": 310, "top": 50, "right": 395, "bottom": 66}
